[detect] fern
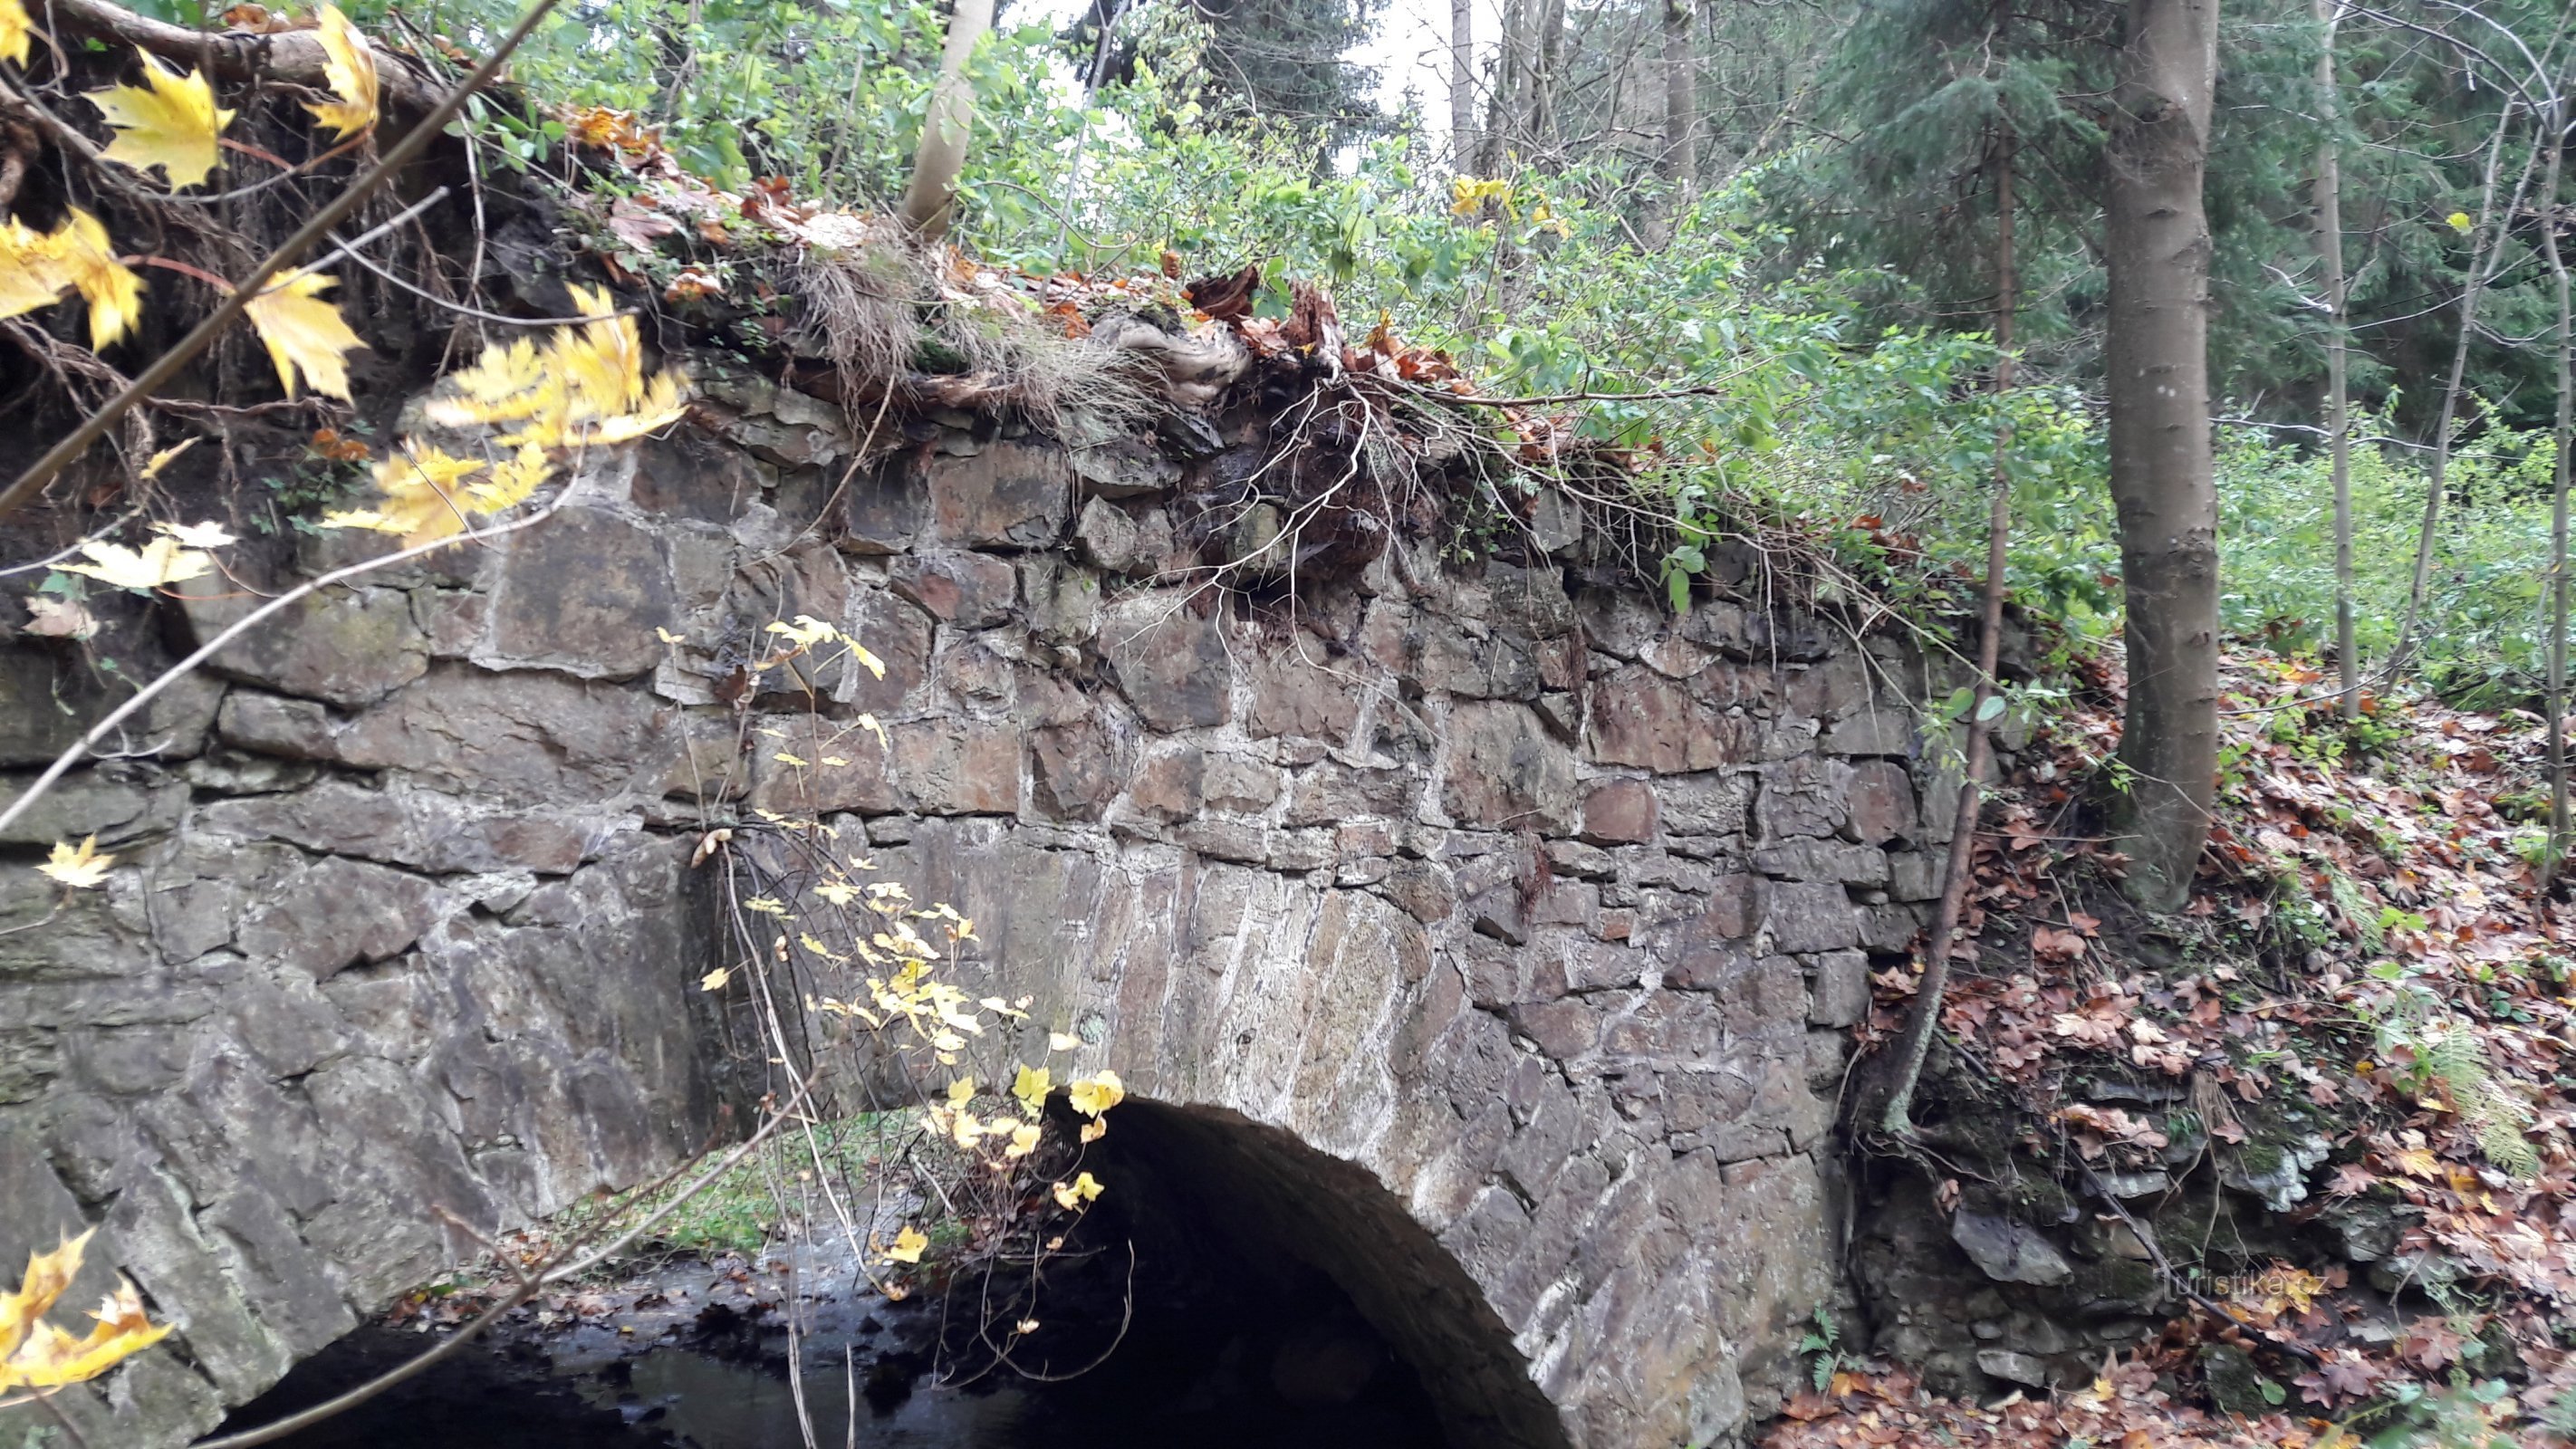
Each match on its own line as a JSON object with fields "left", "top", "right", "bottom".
{"left": 2372, "top": 984, "right": 2541, "bottom": 1178}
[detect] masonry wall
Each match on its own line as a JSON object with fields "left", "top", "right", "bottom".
{"left": 0, "top": 359, "right": 1955, "bottom": 1448}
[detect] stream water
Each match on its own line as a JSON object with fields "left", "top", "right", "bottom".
{"left": 229, "top": 1167, "right": 1451, "bottom": 1449}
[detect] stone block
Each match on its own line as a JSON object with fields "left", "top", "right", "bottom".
{"left": 1888, "top": 850, "right": 1945, "bottom": 901}
{"left": 1805, "top": 949, "right": 1870, "bottom": 1027}
{"left": 1029, "top": 720, "right": 1123, "bottom": 821}
{"left": 1068, "top": 436, "right": 1180, "bottom": 498}
{"left": 840, "top": 456, "right": 929, "bottom": 554}
{"left": 1765, "top": 881, "right": 1861, "bottom": 955}
{"left": 1754, "top": 756, "right": 1853, "bottom": 841}
{"left": 1283, "top": 761, "right": 1418, "bottom": 825}
{"left": 235, "top": 858, "right": 453, "bottom": 980}
{"left": 889, "top": 551, "right": 1017, "bottom": 629}
{"left": 1202, "top": 754, "right": 1281, "bottom": 812}
{"left": 889, "top": 718, "right": 1020, "bottom": 814}
{"left": 1509, "top": 999, "right": 1600, "bottom": 1061}
{"left": 481, "top": 508, "right": 675, "bottom": 680}
{"left": 1658, "top": 772, "right": 1752, "bottom": 836}
{"left": 1579, "top": 778, "right": 1658, "bottom": 844}
{"left": 1822, "top": 710, "right": 1915, "bottom": 756}
{"left": 1377, "top": 859, "right": 1456, "bottom": 924}
{"left": 179, "top": 580, "right": 428, "bottom": 708}
{"left": 1752, "top": 839, "right": 1889, "bottom": 888}
{"left": 1443, "top": 701, "right": 1576, "bottom": 831}
{"left": 1845, "top": 760, "right": 1919, "bottom": 846}
{"left": 1100, "top": 592, "right": 1231, "bottom": 731}
{"left": 1073, "top": 496, "right": 1142, "bottom": 572}
{"left": 1129, "top": 744, "right": 1205, "bottom": 821}
{"left": 927, "top": 440, "right": 1074, "bottom": 547}
{"left": 633, "top": 425, "right": 772, "bottom": 523}
{"left": 216, "top": 692, "right": 336, "bottom": 760}
{"left": 1019, "top": 557, "right": 1102, "bottom": 644}
{"left": 1588, "top": 666, "right": 1747, "bottom": 772}
{"left": 1245, "top": 650, "right": 1365, "bottom": 744}
{"left": 1950, "top": 1211, "right": 2073, "bottom": 1286}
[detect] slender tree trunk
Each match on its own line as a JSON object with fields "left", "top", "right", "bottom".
{"left": 1529, "top": 0, "right": 1570, "bottom": 155}
{"left": 1881, "top": 129, "right": 2015, "bottom": 1135}
{"left": 2543, "top": 98, "right": 2571, "bottom": 888}
{"left": 1451, "top": 0, "right": 1477, "bottom": 171}
{"left": 2315, "top": 0, "right": 2356, "bottom": 719}
{"left": 899, "top": 0, "right": 996, "bottom": 242}
{"left": 2103, "top": 0, "right": 2220, "bottom": 914}
{"left": 1482, "top": 0, "right": 1529, "bottom": 172}
{"left": 1661, "top": 0, "right": 1696, "bottom": 194}
{"left": 2394, "top": 105, "right": 2521, "bottom": 667}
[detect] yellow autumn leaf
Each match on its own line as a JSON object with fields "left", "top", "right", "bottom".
{"left": 57, "top": 209, "right": 146, "bottom": 349}
{"left": 1004, "top": 1122, "right": 1040, "bottom": 1159}
{"left": 58, "top": 535, "right": 213, "bottom": 590}
{"left": 302, "top": 5, "right": 379, "bottom": 139}
{"left": 243, "top": 270, "right": 363, "bottom": 400}
{"left": 813, "top": 880, "right": 861, "bottom": 907}
{"left": 0, "top": 1231, "right": 169, "bottom": 1392}
{"left": 698, "top": 966, "right": 732, "bottom": 992}
{"left": 139, "top": 440, "right": 202, "bottom": 483}
{"left": 153, "top": 517, "right": 235, "bottom": 548}
{"left": 1046, "top": 1032, "right": 1081, "bottom": 1052}
{"left": 326, "top": 442, "right": 483, "bottom": 546}
{"left": 1079, "top": 1118, "right": 1106, "bottom": 1143}
{"left": 1012, "top": 1065, "right": 1052, "bottom": 1118}
{"left": 766, "top": 615, "right": 839, "bottom": 648}
{"left": 36, "top": 837, "right": 115, "bottom": 889}
{"left": 88, "top": 50, "right": 235, "bottom": 189}
{"left": 425, "top": 293, "right": 687, "bottom": 447}
{"left": 880, "top": 1225, "right": 928, "bottom": 1264}
{"left": 0, "top": 210, "right": 149, "bottom": 349}
{"left": 0, "top": 0, "right": 30, "bottom": 67}
{"left": 949, "top": 1110, "right": 985, "bottom": 1149}
{"left": 466, "top": 443, "right": 551, "bottom": 513}
{"left": 2446, "top": 211, "right": 2473, "bottom": 234}
{"left": 1066, "top": 1070, "right": 1123, "bottom": 1118}
{"left": 1049, "top": 1172, "right": 1103, "bottom": 1211}
{"left": 945, "top": 1076, "right": 975, "bottom": 1108}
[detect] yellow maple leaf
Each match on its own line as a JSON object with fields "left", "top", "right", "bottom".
{"left": 152, "top": 517, "right": 235, "bottom": 548}
{"left": 0, "top": 1231, "right": 169, "bottom": 1392}
{"left": 466, "top": 443, "right": 551, "bottom": 513}
{"left": 328, "top": 443, "right": 483, "bottom": 546}
{"left": 1066, "top": 1070, "right": 1124, "bottom": 1118}
{"left": 1046, "top": 1032, "right": 1081, "bottom": 1052}
{"left": 0, "top": 1230, "right": 91, "bottom": 1365}
{"left": 1049, "top": 1172, "right": 1103, "bottom": 1211}
{"left": 302, "top": 5, "right": 379, "bottom": 139}
{"left": 2446, "top": 211, "right": 2473, "bottom": 234}
{"left": 37, "top": 837, "right": 116, "bottom": 889}
{"left": 1079, "top": 1117, "right": 1106, "bottom": 1143}
{"left": 88, "top": 50, "right": 235, "bottom": 189}
{"left": 0, "top": 210, "right": 149, "bottom": 349}
{"left": 0, "top": 0, "right": 30, "bottom": 67}
{"left": 698, "top": 965, "right": 731, "bottom": 992}
{"left": 880, "top": 1225, "right": 928, "bottom": 1264}
{"left": 1012, "top": 1065, "right": 1051, "bottom": 1118}
{"left": 424, "top": 292, "right": 687, "bottom": 447}
{"left": 58, "top": 535, "right": 213, "bottom": 590}
{"left": 243, "top": 270, "right": 363, "bottom": 400}
{"left": 1004, "top": 1122, "right": 1041, "bottom": 1159}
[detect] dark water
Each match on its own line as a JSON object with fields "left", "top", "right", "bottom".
{"left": 228, "top": 1155, "right": 1450, "bottom": 1449}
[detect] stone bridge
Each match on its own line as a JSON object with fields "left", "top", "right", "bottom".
{"left": 0, "top": 366, "right": 1956, "bottom": 1449}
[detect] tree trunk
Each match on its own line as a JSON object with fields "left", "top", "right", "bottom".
{"left": 2103, "top": 0, "right": 2220, "bottom": 914}
{"left": 1451, "top": 0, "right": 1477, "bottom": 171}
{"left": 899, "top": 0, "right": 996, "bottom": 242}
{"left": 2394, "top": 105, "right": 2520, "bottom": 667}
{"left": 1880, "top": 128, "right": 2015, "bottom": 1135}
{"left": 2543, "top": 96, "right": 2571, "bottom": 888}
{"left": 1661, "top": 0, "right": 1696, "bottom": 196}
{"left": 1529, "top": 0, "right": 1570, "bottom": 155}
{"left": 2314, "top": 0, "right": 2356, "bottom": 719}
{"left": 1481, "top": 0, "right": 1529, "bottom": 172}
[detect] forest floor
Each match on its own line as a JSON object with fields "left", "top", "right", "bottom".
{"left": 1771, "top": 646, "right": 2576, "bottom": 1448}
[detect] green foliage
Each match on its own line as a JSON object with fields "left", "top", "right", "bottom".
{"left": 2363, "top": 965, "right": 2540, "bottom": 1179}
{"left": 2216, "top": 417, "right": 2560, "bottom": 707}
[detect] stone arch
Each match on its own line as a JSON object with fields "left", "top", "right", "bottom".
{"left": 1098, "top": 1098, "right": 1572, "bottom": 1449}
